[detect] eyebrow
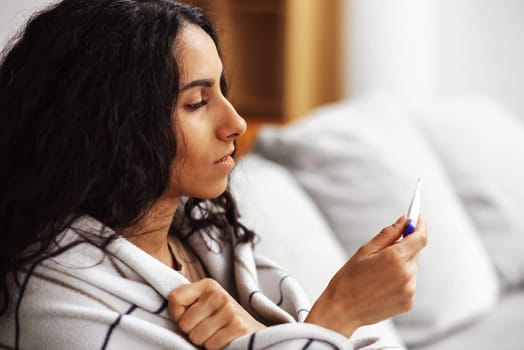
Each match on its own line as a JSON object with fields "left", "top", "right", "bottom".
{"left": 179, "top": 79, "right": 215, "bottom": 92}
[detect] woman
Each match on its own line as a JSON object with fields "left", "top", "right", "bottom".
{"left": 0, "top": 1, "right": 427, "bottom": 349}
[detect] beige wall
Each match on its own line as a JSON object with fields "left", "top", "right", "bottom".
{"left": 344, "top": 0, "right": 524, "bottom": 121}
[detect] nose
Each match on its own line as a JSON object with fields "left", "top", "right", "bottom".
{"left": 217, "top": 96, "right": 247, "bottom": 142}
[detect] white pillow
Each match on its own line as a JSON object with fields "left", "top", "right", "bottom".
{"left": 414, "top": 96, "right": 524, "bottom": 288}
{"left": 230, "top": 154, "right": 346, "bottom": 301}
{"left": 253, "top": 93, "right": 500, "bottom": 345}
{"left": 230, "top": 153, "right": 406, "bottom": 348}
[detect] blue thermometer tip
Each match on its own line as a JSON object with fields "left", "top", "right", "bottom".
{"left": 403, "top": 219, "right": 417, "bottom": 237}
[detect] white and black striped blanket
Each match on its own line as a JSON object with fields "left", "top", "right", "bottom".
{"left": 0, "top": 216, "right": 397, "bottom": 349}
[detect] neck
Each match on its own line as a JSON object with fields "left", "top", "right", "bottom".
{"left": 123, "top": 196, "right": 179, "bottom": 268}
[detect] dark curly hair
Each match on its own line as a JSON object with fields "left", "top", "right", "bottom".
{"left": 0, "top": 0, "right": 255, "bottom": 315}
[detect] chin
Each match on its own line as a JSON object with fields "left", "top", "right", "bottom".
{"left": 195, "top": 181, "right": 229, "bottom": 200}
{"left": 208, "top": 187, "right": 229, "bottom": 199}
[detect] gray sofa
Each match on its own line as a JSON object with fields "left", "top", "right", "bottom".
{"left": 230, "top": 92, "right": 524, "bottom": 349}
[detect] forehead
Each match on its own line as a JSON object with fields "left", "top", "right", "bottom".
{"left": 174, "top": 24, "right": 222, "bottom": 84}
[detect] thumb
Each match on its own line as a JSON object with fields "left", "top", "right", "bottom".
{"left": 363, "top": 216, "right": 407, "bottom": 254}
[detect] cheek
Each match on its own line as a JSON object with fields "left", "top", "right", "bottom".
{"left": 166, "top": 117, "right": 227, "bottom": 198}
{"left": 166, "top": 134, "right": 204, "bottom": 194}
{"left": 165, "top": 123, "right": 190, "bottom": 196}
{"left": 165, "top": 155, "right": 185, "bottom": 198}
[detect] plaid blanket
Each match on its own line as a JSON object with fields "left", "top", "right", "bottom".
{"left": 0, "top": 216, "right": 397, "bottom": 350}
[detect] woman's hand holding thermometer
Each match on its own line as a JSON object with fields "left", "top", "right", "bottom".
{"left": 403, "top": 178, "right": 422, "bottom": 237}
{"left": 307, "top": 181, "right": 427, "bottom": 336}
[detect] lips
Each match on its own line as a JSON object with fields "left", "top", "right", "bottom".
{"left": 214, "top": 149, "right": 235, "bottom": 164}
{"left": 215, "top": 155, "right": 230, "bottom": 163}
{"left": 213, "top": 150, "right": 236, "bottom": 170}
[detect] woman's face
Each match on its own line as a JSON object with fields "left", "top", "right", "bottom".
{"left": 168, "top": 24, "right": 246, "bottom": 199}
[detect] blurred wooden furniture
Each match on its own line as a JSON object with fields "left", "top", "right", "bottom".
{"left": 180, "top": 0, "right": 343, "bottom": 123}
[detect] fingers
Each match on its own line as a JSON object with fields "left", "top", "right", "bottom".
{"left": 168, "top": 278, "right": 227, "bottom": 347}
{"left": 177, "top": 284, "right": 227, "bottom": 332}
{"left": 320, "top": 215, "right": 426, "bottom": 332}
{"left": 168, "top": 279, "right": 210, "bottom": 321}
{"left": 186, "top": 308, "right": 226, "bottom": 345}
{"left": 168, "top": 278, "right": 265, "bottom": 350}
{"left": 203, "top": 326, "right": 242, "bottom": 350}
{"left": 361, "top": 215, "right": 407, "bottom": 255}
{"left": 187, "top": 306, "right": 233, "bottom": 349}
{"left": 400, "top": 215, "right": 428, "bottom": 260}
{"left": 366, "top": 215, "right": 427, "bottom": 261}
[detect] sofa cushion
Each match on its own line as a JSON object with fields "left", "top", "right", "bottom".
{"left": 230, "top": 153, "right": 346, "bottom": 301}
{"left": 414, "top": 96, "right": 524, "bottom": 289}
{"left": 412, "top": 291, "right": 524, "bottom": 350}
{"left": 253, "top": 93, "right": 500, "bottom": 345}
{"left": 230, "top": 153, "right": 406, "bottom": 348}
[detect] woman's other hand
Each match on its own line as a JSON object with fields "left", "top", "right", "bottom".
{"left": 168, "top": 278, "right": 266, "bottom": 350}
{"left": 305, "top": 215, "right": 427, "bottom": 337}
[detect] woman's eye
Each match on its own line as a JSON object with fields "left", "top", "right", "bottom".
{"left": 185, "top": 100, "right": 208, "bottom": 111}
